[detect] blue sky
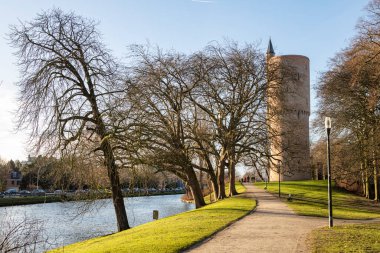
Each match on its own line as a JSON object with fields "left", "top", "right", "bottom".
{"left": 0, "top": 0, "right": 369, "bottom": 161}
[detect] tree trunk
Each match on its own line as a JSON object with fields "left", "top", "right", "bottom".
{"left": 199, "top": 169, "right": 204, "bottom": 191}
{"left": 374, "top": 157, "right": 378, "bottom": 202}
{"left": 187, "top": 168, "right": 206, "bottom": 208}
{"left": 365, "top": 159, "right": 369, "bottom": 199}
{"left": 198, "top": 156, "right": 205, "bottom": 191}
{"left": 228, "top": 155, "right": 238, "bottom": 196}
{"left": 228, "top": 168, "right": 237, "bottom": 196}
{"left": 102, "top": 139, "right": 130, "bottom": 231}
{"left": 322, "top": 164, "right": 326, "bottom": 180}
{"left": 255, "top": 168, "right": 265, "bottom": 181}
{"left": 202, "top": 153, "right": 218, "bottom": 200}
{"left": 217, "top": 159, "right": 226, "bottom": 199}
{"left": 210, "top": 173, "right": 218, "bottom": 201}
{"left": 372, "top": 133, "right": 378, "bottom": 202}
{"left": 361, "top": 163, "right": 366, "bottom": 197}
{"left": 89, "top": 86, "right": 129, "bottom": 231}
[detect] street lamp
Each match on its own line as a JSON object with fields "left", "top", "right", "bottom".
{"left": 325, "top": 117, "right": 333, "bottom": 228}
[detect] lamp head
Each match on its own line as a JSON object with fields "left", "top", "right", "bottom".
{"left": 325, "top": 117, "right": 331, "bottom": 130}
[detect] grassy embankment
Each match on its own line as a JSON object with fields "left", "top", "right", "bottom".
{"left": 50, "top": 183, "right": 255, "bottom": 253}
{"left": 310, "top": 222, "right": 380, "bottom": 252}
{"left": 255, "top": 180, "right": 380, "bottom": 219}
{"left": 256, "top": 180, "right": 380, "bottom": 252}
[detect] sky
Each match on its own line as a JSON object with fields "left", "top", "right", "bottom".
{"left": 0, "top": 0, "right": 369, "bottom": 161}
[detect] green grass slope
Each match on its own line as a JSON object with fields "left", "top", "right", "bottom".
{"left": 255, "top": 180, "right": 380, "bottom": 219}
{"left": 50, "top": 183, "right": 255, "bottom": 253}
{"left": 311, "top": 222, "right": 380, "bottom": 252}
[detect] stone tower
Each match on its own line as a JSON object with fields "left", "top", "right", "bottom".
{"left": 267, "top": 39, "right": 311, "bottom": 181}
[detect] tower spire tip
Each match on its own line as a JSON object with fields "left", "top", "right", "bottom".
{"left": 267, "top": 38, "right": 275, "bottom": 56}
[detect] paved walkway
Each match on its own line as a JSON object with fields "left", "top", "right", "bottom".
{"left": 185, "top": 183, "right": 370, "bottom": 253}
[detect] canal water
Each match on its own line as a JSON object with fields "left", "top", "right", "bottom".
{"left": 0, "top": 194, "right": 194, "bottom": 252}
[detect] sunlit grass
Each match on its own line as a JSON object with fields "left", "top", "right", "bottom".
{"left": 50, "top": 183, "right": 255, "bottom": 253}
{"left": 255, "top": 180, "right": 380, "bottom": 219}
{"left": 204, "top": 182, "right": 246, "bottom": 204}
{"left": 311, "top": 223, "right": 380, "bottom": 252}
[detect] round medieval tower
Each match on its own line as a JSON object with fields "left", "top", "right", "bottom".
{"left": 267, "top": 39, "right": 311, "bottom": 181}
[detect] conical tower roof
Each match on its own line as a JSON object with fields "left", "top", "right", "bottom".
{"left": 267, "top": 38, "right": 275, "bottom": 56}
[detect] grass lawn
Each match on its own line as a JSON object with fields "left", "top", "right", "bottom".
{"left": 255, "top": 180, "right": 380, "bottom": 219}
{"left": 310, "top": 222, "right": 380, "bottom": 252}
{"left": 204, "top": 182, "right": 246, "bottom": 204}
{"left": 50, "top": 183, "right": 255, "bottom": 253}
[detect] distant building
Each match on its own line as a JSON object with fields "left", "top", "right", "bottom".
{"left": 5, "top": 170, "right": 22, "bottom": 191}
{"left": 21, "top": 154, "right": 36, "bottom": 166}
{"left": 5, "top": 155, "right": 37, "bottom": 191}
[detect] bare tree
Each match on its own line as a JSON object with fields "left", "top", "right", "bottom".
{"left": 0, "top": 214, "right": 47, "bottom": 253}
{"left": 357, "top": 0, "right": 380, "bottom": 62}
{"left": 315, "top": 36, "right": 380, "bottom": 201}
{"left": 9, "top": 9, "right": 130, "bottom": 230}
{"left": 186, "top": 108, "right": 220, "bottom": 199}
{"left": 190, "top": 41, "right": 269, "bottom": 198}
{"left": 126, "top": 46, "right": 206, "bottom": 208}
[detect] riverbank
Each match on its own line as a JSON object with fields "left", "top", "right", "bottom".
{"left": 0, "top": 195, "right": 65, "bottom": 207}
{"left": 49, "top": 184, "right": 256, "bottom": 253}
{"left": 0, "top": 190, "right": 185, "bottom": 207}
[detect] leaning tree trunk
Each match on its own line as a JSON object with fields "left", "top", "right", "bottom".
{"left": 186, "top": 168, "right": 206, "bottom": 208}
{"left": 95, "top": 106, "right": 129, "bottom": 231}
{"left": 255, "top": 167, "right": 265, "bottom": 181}
{"left": 101, "top": 139, "right": 130, "bottom": 231}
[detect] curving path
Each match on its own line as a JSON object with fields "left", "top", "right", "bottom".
{"left": 185, "top": 183, "right": 371, "bottom": 253}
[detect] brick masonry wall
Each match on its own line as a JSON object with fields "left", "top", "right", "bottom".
{"left": 268, "top": 55, "right": 311, "bottom": 181}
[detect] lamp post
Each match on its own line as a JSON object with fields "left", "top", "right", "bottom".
{"left": 325, "top": 117, "right": 333, "bottom": 228}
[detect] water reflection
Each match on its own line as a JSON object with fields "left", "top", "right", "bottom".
{"left": 0, "top": 194, "right": 194, "bottom": 252}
